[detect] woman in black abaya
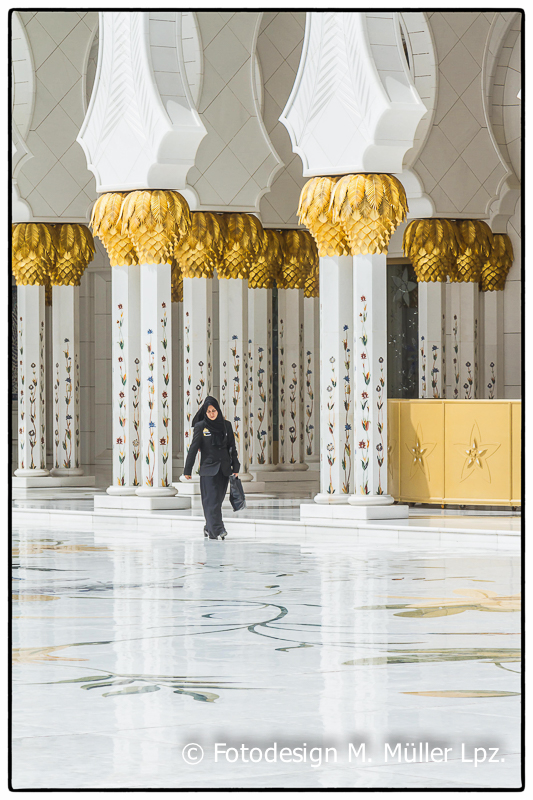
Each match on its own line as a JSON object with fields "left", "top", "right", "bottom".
{"left": 183, "top": 396, "right": 240, "bottom": 539}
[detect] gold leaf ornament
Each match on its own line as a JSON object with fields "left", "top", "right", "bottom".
{"left": 171, "top": 259, "right": 183, "bottom": 302}
{"left": 480, "top": 233, "right": 514, "bottom": 291}
{"left": 119, "top": 190, "right": 191, "bottom": 265}
{"left": 298, "top": 176, "right": 351, "bottom": 257}
{"left": 174, "top": 211, "right": 224, "bottom": 279}
{"left": 49, "top": 224, "right": 95, "bottom": 286}
{"left": 90, "top": 192, "right": 138, "bottom": 267}
{"left": 218, "top": 213, "right": 265, "bottom": 279}
{"left": 455, "top": 219, "right": 494, "bottom": 282}
{"left": 11, "top": 223, "right": 56, "bottom": 286}
{"left": 331, "top": 173, "right": 409, "bottom": 255}
{"left": 248, "top": 229, "right": 284, "bottom": 289}
{"left": 403, "top": 218, "right": 460, "bottom": 282}
{"left": 304, "top": 264, "right": 319, "bottom": 298}
{"left": 278, "top": 229, "right": 317, "bottom": 289}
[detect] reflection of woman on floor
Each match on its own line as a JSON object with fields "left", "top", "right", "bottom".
{"left": 183, "top": 396, "right": 240, "bottom": 540}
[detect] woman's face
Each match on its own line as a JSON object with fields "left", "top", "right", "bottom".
{"left": 206, "top": 405, "right": 218, "bottom": 420}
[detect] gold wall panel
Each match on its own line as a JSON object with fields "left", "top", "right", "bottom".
{"left": 387, "top": 400, "right": 400, "bottom": 499}
{"left": 511, "top": 401, "right": 521, "bottom": 504}
{"left": 444, "top": 401, "right": 510, "bottom": 504}
{"left": 399, "top": 400, "right": 445, "bottom": 503}
{"left": 387, "top": 400, "right": 521, "bottom": 506}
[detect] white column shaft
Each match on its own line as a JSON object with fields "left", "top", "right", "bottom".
{"left": 451, "top": 282, "right": 480, "bottom": 399}
{"left": 278, "top": 288, "right": 306, "bottom": 468}
{"left": 248, "top": 287, "right": 273, "bottom": 467}
{"left": 108, "top": 264, "right": 141, "bottom": 494}
{"left": 15, "top": 285, "right": 48, "bottom": 475}
{"left": 418, "top": 281, "right": 446, "bottom": 398}
{"left": 136, "top": 263, "right": 176, "bottom": 495}
{"left": 352, "top": 254, "right": 389, "bottom": 499}
{"left": 51, "top": 286, "right": 82, "bottom": 475}
{"left": 219, "top": 278, "right": 250, "bottom": 474}
{"left": 315, "top": 257, "right": 353, "bottom": 501}
{"left": 171, "top": 301, "right": 184, "bottom": 466}
{"left": 183, "top": 277, "right": 213, "bottom": 473}
{"left": 481, "top": 290, "right": 504, "bottom": 399}
{"left": 304, "top": 295, "right": 320, "bottom": 464}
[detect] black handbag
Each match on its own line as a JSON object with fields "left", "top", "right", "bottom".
{"left": 229, "top": 475, "right": 246, "bottom": 511}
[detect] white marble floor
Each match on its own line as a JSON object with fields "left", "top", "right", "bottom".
{"left": 12, "top": 516, "right": 522, "bottom": 789}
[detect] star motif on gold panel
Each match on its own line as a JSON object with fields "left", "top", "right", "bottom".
{"left": 405, "top": 424, "right": 436, "bottom": 480}
{"left": 455, "top": 422, "right": 500, "bottom": 483}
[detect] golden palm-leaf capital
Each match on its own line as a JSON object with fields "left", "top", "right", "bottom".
{"left": 403, "top": 218, "right": 460, "bottom": 282}
{"left": 331, "top": 173, "right": 409, "bottom": 255}
{"left": 219, "top": 213, "right": 265, "bottom": 279}
{"left": 49, "top": 223, "right": 95, "bottom": 286}
{"left": 297, "top": 176, "right": 351, "bottom": 257}
{"left": 277, "top": 229, "right": 314, "bottom": 289}
{"left": 12, "top": 222, "right": 56, "bottom": 286}
{"left": 480, "top": 232, "right": 514, "bottom": 291}
{"left": 90, "top": 192, "right": 138, "bottom": 266}
{"left": 304, "top": 265, "right": 319, "bottom": 298}
{"left": 455, "top": 219, "right": 494, "bottom": 282}
{"left": 174, "top": 211, "right": 224, "bottom": 278}
{"left": 248, "top": 230, "right": 283, "bottom": 289}
{"left": 119, "top": 189, "right": 191, "bottom": 264}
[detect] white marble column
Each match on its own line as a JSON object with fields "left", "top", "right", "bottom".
{"left": 349, "top": 254, "right": 393, "bottom": 505}
{"left": 315, "top": 257, "right": 353, "bottom": 502}
{"left": 14, "top": 285, "right": 48, "bottom": 476}
{"left": 218, "top": 277, "right": 251, "bottom": 479}
{"left": 450, "top": 282, "right": 480, "bottom": 399}
{"left": 136, "top": 263, "right": 177, "bottom": 496}
{"left": 107, "top": 264, "right": 141, "bottom": 495}
{"left": 50, "top": 286, "right": 83, "bottom": 476}
{"left": 303, "top": 295, "right": 320, "bottom": 467}
{"left": 171, "top": 300, "right": 184, "bottom": 476}
{"left": 277, "top": 288, "right": 307, "bottom": 471}
{"left": 480, "top": 290, "right": 504, "bottom": 399}
{"left": 181, "top": 277, "right": 213, "bottom": 478}
{"left": 248, "top": 287, "right": 274, "bottom": 470}
{"left": 418, "top": 281, "right": 446, "bottom": 398}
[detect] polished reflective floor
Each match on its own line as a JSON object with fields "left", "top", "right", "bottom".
{"left": 12, "top": 515, "right": 521, "bottom": 790}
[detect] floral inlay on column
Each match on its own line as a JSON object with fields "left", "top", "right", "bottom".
{"left": 326, "top": 357, "right": 337, "bottom": 495}
{"left": 359, "top": 297, "right": 370, "bottom": 495}
{"left": 12, "top": 222, "right": 55, "bottom": 477}
{"left": 376, "top": 356, "right": 385, "bottom": 494}
{"left": 305, "top": 349, "right": 314, "bottom": 457}
{"left": 341, "top": 325, "right": 351, "bottom": 493}
{"left": 453, "top": 316, "right": 459, "bottom": 398}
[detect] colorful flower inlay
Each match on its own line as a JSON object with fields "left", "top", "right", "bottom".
{"left": 341, "top": 325, "right": 351, "bottom": 494}
{"left": 359, "top": 296, "right": 370, "bottom": 495}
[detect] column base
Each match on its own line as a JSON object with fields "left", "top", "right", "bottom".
{"left": 50, "top": 467, "right": 85, "bottom": 477}
{"left": 277, "top": 463, "right": 309, "bottom": 472}
{"left": 135, "top": 486, "right": 178, "bottom": 498}
{"left": 176, "top": 475, "right": 201, "bottom": 495}
{"left": 302, "top": 502, "right": 409, "bottom": 521}
{"left": 314, "top": 492, "right": 350, "bottom": 505}
{"left": 12, "top": 475, "right": 95, "bottom": 489}
{"left": 106, "top": 486, "right": 138, "bottom": 496}
{"left": 239, "top": 472, "right": 254, "bottom": 482}
{"left": 14, "top": 468, "right": 49, "bottom": 478}
{"left": 348, "top": 494, "right": 395, "bottom": 507}
{"left": 95, "top": 494, "right": 191, "bottom": 511}
{"left": 249, "top": 463, "right": 278, "bottom": 473}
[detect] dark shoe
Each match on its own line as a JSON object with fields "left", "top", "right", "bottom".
{"left": 208, "top": 531, "right": 219, "bottom": 539}
{"left": 220, "top": 529, "right": 228, "bottom": 540}
{"left": 203, "top": 526, "right": 209, "bottom": 538}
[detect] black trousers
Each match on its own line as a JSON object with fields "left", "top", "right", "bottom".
{"left": 200, "top": 470, "right": 229, "bottom": 537}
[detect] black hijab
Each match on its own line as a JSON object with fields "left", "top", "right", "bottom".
{"left": 191, "top": 396, "right": 227, "bottom": 447}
